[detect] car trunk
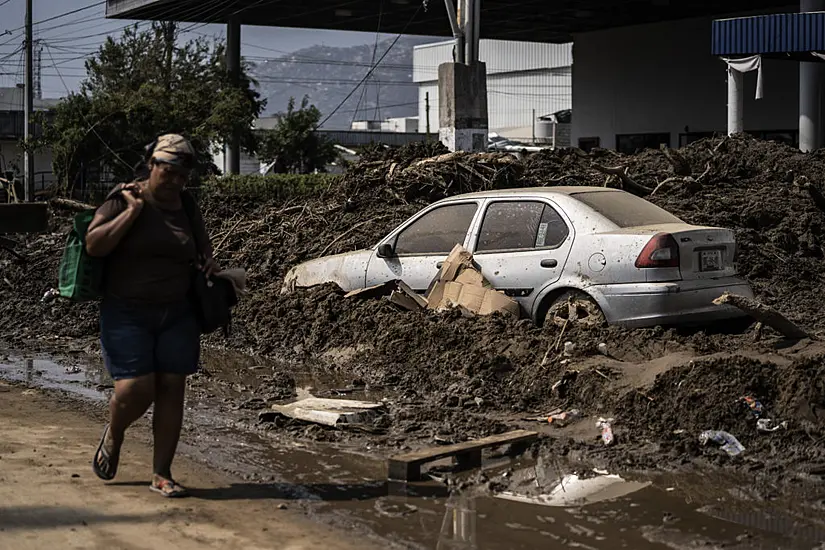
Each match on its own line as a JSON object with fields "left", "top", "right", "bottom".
{"left": 606, "top": 223, "right": 738, "bottom": 283}
{"left": 670, "top": 226, "right": 738, "bottom": 280}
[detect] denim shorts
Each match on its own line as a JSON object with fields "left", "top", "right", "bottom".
{"left": 100, "top": 298, "right": 201, "bottom": 381}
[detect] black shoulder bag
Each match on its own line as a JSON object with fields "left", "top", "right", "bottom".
{"left": 180, "top": 191, "right": 238, "bottom": 336}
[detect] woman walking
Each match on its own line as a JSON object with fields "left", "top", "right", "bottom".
{"left": 85, "top": 134, "right": 218, "bottom": 497}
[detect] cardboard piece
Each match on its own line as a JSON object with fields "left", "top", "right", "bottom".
{"left": 424, "top": 244, "right": 520, "bottom": 318}
{"left": 345, "top": 281, "right": 396, "bottom": 300}
{"left": 268, "top": 397, "right": 386, "bottom": 427}
{"left": 347, "top": 280, "right": 428, "bottom": 311}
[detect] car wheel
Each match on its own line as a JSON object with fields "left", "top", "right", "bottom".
{"left": 545, "top": 291, "right": 605, "bottom": 329}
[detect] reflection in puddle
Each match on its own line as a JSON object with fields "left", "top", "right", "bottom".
{"left": 0, "top": 354, "right": 111, "bottom": 400}
{"left": 437, "top": 495, "right": 477, "bottom": 550}
{"left": 497, "top": 472, "right": 652, "bottom": 508}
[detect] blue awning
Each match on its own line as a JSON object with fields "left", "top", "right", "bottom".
{"left": 712, "top": 12, "right": 825, "bottom": 57}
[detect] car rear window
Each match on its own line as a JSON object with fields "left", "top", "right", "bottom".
{"left": 571, "top": 191, "right": 683, "bottom": 228}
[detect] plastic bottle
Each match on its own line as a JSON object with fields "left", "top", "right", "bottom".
{"left": 699, "top": 430, "right": 745, "bottom": 456}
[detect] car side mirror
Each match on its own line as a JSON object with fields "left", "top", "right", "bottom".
{"left": 377, "top": 243, "right": 394, "bottom": 258}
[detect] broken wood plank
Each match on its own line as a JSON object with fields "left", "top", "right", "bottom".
{"left": 387, "top": 429, "right": 538, "bottom": 481}
{"left": 713, "top": 293, "right": 809, "bottom": 340}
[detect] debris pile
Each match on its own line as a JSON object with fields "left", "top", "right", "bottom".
{"left": 1, "top": 135, "right": 825, "bottom": 479}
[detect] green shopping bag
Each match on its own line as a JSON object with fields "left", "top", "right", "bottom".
{"left": 57, "top": 208, "right": 105, "bottom": 301}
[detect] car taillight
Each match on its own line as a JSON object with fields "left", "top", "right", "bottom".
{"left": 635, "top": 233, "right": 680, "bottom": 268}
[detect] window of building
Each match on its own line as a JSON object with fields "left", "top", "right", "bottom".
{"left": 476, "top": 201, "right": 569, "bottom": 253}
{"left": 616, "top": 133, "right": 671, "bottom": 154}
{"left": 578, "top": 137, "right": 600, "bottom": 152}
{"left": 394, "top": 202, "right": 478, "bottom": 255}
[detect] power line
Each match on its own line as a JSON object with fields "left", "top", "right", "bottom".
{"left": 317, "top": 0, "right": 427, "bottom": 129}
{"left": 44, "top": 43, "right": 132, "bottom": 171}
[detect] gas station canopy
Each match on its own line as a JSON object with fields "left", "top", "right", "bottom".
{"left": 106, "top": 0, "right": 790, "bottom": 43}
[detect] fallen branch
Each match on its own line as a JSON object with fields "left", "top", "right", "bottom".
{"left": 212, "top": 218, "right": 244, "bottom": 258}
{"left": 49, "top": 197, "right": 94, "bottom": 212}
{"left": 713, "top": 293, "right": 810, "bottom": 340}
{"left": 592, "top": 164, "right": 653, "bottom": 195}
{"left": 696, "top": 162, "right": 712, "bottom": 184}
{"left": 650, "top": 177, "right": 682, "bottom": 197}
{"left": 660, "top": 144, "right": 692, "bottom": 176}
{"left": 319, "top": 214, "right": 393, "bottom": 257}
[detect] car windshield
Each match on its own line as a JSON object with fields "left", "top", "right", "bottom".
{"left": 571, "top": 191, "right": 683, "bottom": 228}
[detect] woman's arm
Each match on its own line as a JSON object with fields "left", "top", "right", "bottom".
{"left": 185, "top": 192, "right": 220, "bottom": 276}
{"left": 85, "top": 184, "right": 144, "bottom": 258}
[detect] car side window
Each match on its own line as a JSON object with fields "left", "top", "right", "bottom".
{"left": 537, "top": 204, "right": 569, "bottom": 248}
{"left": 477, "top": 201, "right": 569, "bottom": 252}
{"left": 394, "top": 203, "right": 478, "bottom": 255}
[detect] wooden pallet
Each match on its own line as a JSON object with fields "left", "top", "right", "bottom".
{"left": 387, "top": 429, "right": 539, "bottom": 482}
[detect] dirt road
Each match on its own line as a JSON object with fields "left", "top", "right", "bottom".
{"left": 0, "top": 382, "right": 377, "bottom": 550}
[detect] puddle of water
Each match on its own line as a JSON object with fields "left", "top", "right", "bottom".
{"left": 0, "top": 353, "right": 111, "bottom": 400}
{"left": 3, "top": 351, "right": 825, "bottom": 549}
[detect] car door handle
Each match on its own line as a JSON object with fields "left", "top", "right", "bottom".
{"left": 437, "top": 261, "right": 444, "bottom": 268}
{"left": 540, "top": 259, "right": 558, "bottom": 268}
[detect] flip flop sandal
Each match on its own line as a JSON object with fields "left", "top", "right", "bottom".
{"left": 150, "top": 478, "right": 189, "bottom": 498}
{"left": 92, "top": 423, "right": 119, "bottom": 481}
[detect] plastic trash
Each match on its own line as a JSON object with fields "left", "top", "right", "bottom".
{"left": 41, "top": 288, "right": 60, "bottom": 303}
{"left": 563, "top": 341, "right": 575, "bottom": 357}
{"left": 740, "top": 396, "right": 764, "bottom": 417}
{"left": 699, "top": 430, "right": 745, "bottom": 456}
{"left": 547, "top": 409, "right": 581, "bottom": 426}
{"left": 597, "top": 343, "right": 609, "bottom": 356}
{"left": 64, "top": 366, "right": 82, "bottom": 374}
{"left": 597, "top": 417, "right": 615, "bottom": 445}
{"left": 757, "top": 419, "right": 788, "bottom": 433}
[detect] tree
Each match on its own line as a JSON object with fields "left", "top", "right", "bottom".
{"left": 39, "top": 22, "right": 265, "bottom": 189}
{"left": 257, "top": 96, "right": 337, "bottom": 174}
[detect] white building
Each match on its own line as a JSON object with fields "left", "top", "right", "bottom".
{"left": 413, "top": 39, "right": 572, "bottom": 143}
{"left": 0, "top": 87, "right": 59, "bottom": 191}
{"left": 351, "top": 116, "right": 420, "bottom": 133}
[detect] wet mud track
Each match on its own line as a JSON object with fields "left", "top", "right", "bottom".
{"left": 2, "top": 352, "right": 824, "bottom": 549}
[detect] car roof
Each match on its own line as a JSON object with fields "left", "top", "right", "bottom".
{"left": 442, "top": 186, "right": 624, "bottom": 201}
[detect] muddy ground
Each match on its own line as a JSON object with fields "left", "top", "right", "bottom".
{"left": 2, "top": 134, "right": 825, "bottom": 505}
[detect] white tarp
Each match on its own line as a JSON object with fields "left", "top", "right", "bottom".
{"left": 723, "top": 54, "right": 764, "bottom": 100}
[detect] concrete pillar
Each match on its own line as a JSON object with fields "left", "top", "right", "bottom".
{"left": 225, "top": 16, "right": 241, "bottom": 174}
{"left": 727, "top": 67, "right": 744, "bottom": 136}
{"left": 800, "top": 0, "right": 825, "bottom": 151}
{"left": 438, "top": 62, "right": 488, "bottom": 152}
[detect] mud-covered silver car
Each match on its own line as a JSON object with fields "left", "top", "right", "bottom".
{"left": 282, "top": 187, "right": 754, "bottom": 328}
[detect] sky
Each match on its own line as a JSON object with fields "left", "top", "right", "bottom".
{"left": 0, "top": 0, "right": 397, "bottom": 98}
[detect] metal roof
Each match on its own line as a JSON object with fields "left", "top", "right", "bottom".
{"left": 712, "top": 12, "right": 825, "bottom": 58}
{"left": 106, "top": 0, "right": 792, "bottom": 44}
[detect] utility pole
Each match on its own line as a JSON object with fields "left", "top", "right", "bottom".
{"left": 425, "top": 92, "right": 431, "bottom": 135}
{"left": 24, "top": 0, "right": 34, "bottom": 202}
{"left": 163, "top": 21, "right": 175, "bottom": 93}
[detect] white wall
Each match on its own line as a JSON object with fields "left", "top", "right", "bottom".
{"left": 418, "top": 68, "right": 572, "bottom": 138}
{"left": 572, "top": 15, "right": 800, "bottom": 149}
{"left": 415, "top": 39, "right": 573, "bottom": 139}
{"left": 0, "top": 140, "right": 55, "bottom": 190}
